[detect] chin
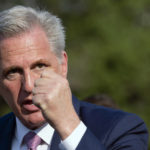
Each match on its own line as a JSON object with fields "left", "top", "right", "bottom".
{"left": 19, "top": 111, "right": 46, "bottom": 130}
{"left": 27, "top": 120, "right": 46, "bottom": 130}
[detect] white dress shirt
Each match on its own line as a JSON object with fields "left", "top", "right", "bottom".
{"left": 12, "top": 117, "right": 87, "bottom": 150}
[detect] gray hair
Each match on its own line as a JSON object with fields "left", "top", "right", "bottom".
{"left": 0, "top": 5, "right": 65, "bottom": 60}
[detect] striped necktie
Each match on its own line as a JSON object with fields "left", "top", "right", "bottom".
{"left": 24, "top": 131, "right": 42, "bottom": 150}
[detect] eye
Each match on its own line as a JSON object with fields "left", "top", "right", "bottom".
{"left": 34, "top": 63, "right": 48, "bottom": 70}
{"left": 5, "top": 68, "right": 22, "bottom": 80}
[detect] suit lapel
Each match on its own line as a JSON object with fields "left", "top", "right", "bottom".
{"left": 50, "top": 131, "right": 61, "bottom": 150}
{"left": 0, "top": 113, "right": 16, "bottom": 150}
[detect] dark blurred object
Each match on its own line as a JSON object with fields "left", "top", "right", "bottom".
{"left": 84, "top": 94, "right": 117, "bottom": 109}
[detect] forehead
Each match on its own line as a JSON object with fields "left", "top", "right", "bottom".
{"left": 0, "top": 27, "right": 50, "bottom": 56}
{"left": 0, "top": 27, "right": 56, "bottom": 69}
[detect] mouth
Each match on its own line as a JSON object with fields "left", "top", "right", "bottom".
{"left": 22, "top": 100, "right": 39, "bottom": 112}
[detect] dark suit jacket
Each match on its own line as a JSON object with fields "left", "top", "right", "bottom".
{"left": 0, "top": 96, "right": 148, "bottom": 150}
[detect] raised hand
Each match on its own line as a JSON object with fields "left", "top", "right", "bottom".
{"left": 32, "top": 69, "right": 80, "bottom": 139}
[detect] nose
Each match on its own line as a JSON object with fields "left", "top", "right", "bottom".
{"left": 22, "top": 71, "right": 34, "bottom": 93}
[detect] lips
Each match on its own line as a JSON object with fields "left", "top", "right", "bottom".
{"left": 22, "top": 100, "right": 39, "bottom": 112}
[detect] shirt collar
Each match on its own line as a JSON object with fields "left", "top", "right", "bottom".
{"left": 15, "top": 117, "right": 54, "bottom": 146}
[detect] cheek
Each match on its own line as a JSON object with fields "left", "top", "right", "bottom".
{"left": 0, "top": 80, "right": 21, "bottom": 106}
{"left": 56, "top": 63, "right": 67, "bottom": 78}
{"left": 51, "top": 59, "right": 64, "bottom": 75}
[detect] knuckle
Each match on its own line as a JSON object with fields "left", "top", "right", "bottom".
{"left": 33, "top": 95, "right": 40, "bottom": 105}
{"left": 46, "top": 93, "right": 52, "bottom": 101}
{"left": 34, "top": 79, "right": 40, "bottom": 86}
{"left": 41, "top": 71, "right": 47, "bottom": 78}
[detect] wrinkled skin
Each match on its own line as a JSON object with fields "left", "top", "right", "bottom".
{"left": 0, "top": 27, "right": 80, "bottom": 139}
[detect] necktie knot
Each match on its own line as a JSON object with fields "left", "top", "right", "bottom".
{"left": 24, "top": 131, "right": 42, "bottom": 150}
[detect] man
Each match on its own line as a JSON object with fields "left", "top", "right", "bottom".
{"left": 0, "top": 6, "right": 148, "bottom": 150}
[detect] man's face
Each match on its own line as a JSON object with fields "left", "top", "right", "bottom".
{"left": 0, "top": 27, "right": 68, "bottom": 129}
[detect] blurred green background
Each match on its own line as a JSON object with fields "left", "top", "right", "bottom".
{"left": 0, "top": 0, "right": 149, "bottom": 146}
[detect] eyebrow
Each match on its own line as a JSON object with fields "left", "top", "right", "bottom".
{"left": 2, "top": 66, "right": 22, "bottom": 76}
{"left": 2, "top": 59, "right": 50, "bottom": 76}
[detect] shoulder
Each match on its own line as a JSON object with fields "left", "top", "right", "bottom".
{"left": 79, "top": 100, "right": 146, "bottom": 131}
{"left": 78, "top": 98, "right": 144, "bottom": 123}
{"left": 0, "top": 112, "right": 15, "bottom": 129}
{"left": 0, "top": 112, "right": 15, "bottom": 121}
{"left": 0, "top": 113, "right": 16, "bottom": 148}
{"left": 77, "top": 100, "right": 148, "bottom": 147}
{"left": 79, "top": 100, "right": 128, "bottom": 123}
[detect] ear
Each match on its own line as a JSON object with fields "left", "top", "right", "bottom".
{"left": 60, "top": 51, "right": 68, "bottom": 78}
